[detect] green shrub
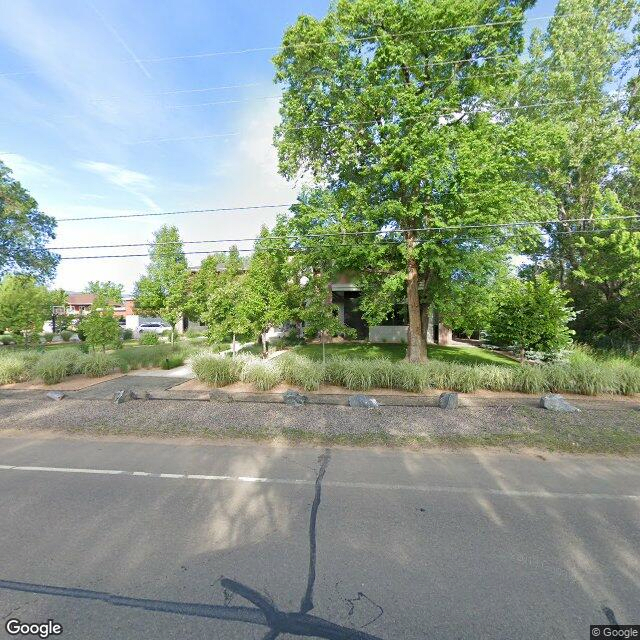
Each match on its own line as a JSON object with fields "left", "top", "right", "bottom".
{"left": 42, "top": 333, "right": 54, "bottom": 343}
{"left": 390, "top": 361, "right": 428, "bottom": 392}
{"left": 279, "top": 353, "right": 325, "bottom": 390}
{"left": 122, "top": 328, "right": 133, "bottom": 340}
{"left": 82, "top": 352, "right": 118, "bottom": 377}
{"left": 114, "top": 344, "right": 187, "bottom": 370}
{"left": 162, "top": 355, "right": 184, "bottom": 369}
{"left": 60, "top": 330, "right": 73, "bottom": 342}
{"left": 192, "top": 352, "right": 241, "bottom": 387}
{"left": 239, "top": 359, "right": 281, "bottom": 391}
{"left": 139, "top": 332, "right": 159, "bottom": 345}
{"left": 32, "top": 349, "right": 83, "bottom": 384}
{"left": 0, "top": 335, "right": 16, "bottom": 345}
{"left": 0, "top": 353, "right": 32, "bottom": 384}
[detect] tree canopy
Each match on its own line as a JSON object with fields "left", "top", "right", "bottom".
{"left": 0, "top": 160, "right": 59, "bottom": 281}
{"left": 134, "top": 226, "right": 189, "bottom": 341}
{"left": 0, "top": 275, "right": 55, "bottom": 343}
{"left": 273, "top": 0, "right": 548, "bottom": 361}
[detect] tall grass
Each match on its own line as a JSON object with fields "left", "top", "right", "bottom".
{"left": 31, "top": 350, "right": 85, "bottom": 384}
{"left": 191, "top": 351, "right": 241, "bottom": 387}
{"left": 0, "top": 352, "right": 35, "bottom": 384}
{"left": 114, "top": 344, "right": 188, "bottom": 371}
{"left": 239, "top": 359, "right": 281, "bottom": 391}
{"left": 278, "top": 353, "right": 325, "bottom": 391}
{"left": 191, "top": 348, "right": 640, "bottom": 396}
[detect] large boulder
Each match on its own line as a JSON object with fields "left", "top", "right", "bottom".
{"left": 438, "top": 392, "right": 459, "bottom": 410}
{"left": 539, "top": 394, "right": 580, "bottom": 413}
{"left": 348, "top": 394, "right": 379, "bottom": 409}
{"left": 283, "top": 390, "right": 308, "bottom": 406}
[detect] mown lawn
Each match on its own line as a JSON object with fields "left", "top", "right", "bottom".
{"left": 292, "top": 342, "right": 518, "bottom": 366}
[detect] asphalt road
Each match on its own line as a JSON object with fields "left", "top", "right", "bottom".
{"left": 0, "top": 434, "right": 638, "bottom": 639}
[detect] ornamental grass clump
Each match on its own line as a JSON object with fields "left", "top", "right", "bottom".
{"left": 390, "top": 361, "right": 428, "bottom": 392}
{"left": 191, "top": 352, "right": 241, "bottom": 387}
{"left": 336, "top": 358, "right": 376, "bottom": 391}
{"left": 239, "top": 359, "right": 282, "bottom": 391}
{"left": 278, "top": 353, "right": 325, "bottom": 391}
{"left": 32, "top": 349, "right": 85, "bottom": 384}
{"left": 81, "top": 352, "right": 119, "bottom": 377}
{"left": 0, "top": 352, "right": 33, "bottom": 384}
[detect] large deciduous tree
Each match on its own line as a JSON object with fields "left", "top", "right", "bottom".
{"left": 134, "top": 226, "right": 189, "bottom": 342}
{"left": 0, "top": 160, "right": 59, "bottom": 281}
{"left": 273, "top": 0, "right": 546, "bottom": 362}
{"left": 519, "top": 0, "right": 640, "bottom": 346}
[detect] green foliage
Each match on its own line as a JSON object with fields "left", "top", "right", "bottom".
{"left": 274, "top": 0, "right": 547, "bottom": 361}
{"left": 0, "top": 352, "right": 33, "bottom": 384}
{"left": 0, "top": 160, "right": 58, "bottom": 280}
{"left": 0, "top": 275, "right": 55, "bottom": 344}
{"left": 517, "top": 0, "right": 640, "bottom": 347}
{"left": 121, "top": 328, "right": 133, "bottom": 340}
{"left": 81, "top": 352, "right": 118, "bottom": 377}
{"left": 134, "top": 225, "right": 189, "bottom": 340}
{"left": 60, "top": 330, "right": 73, "bottom": 342}
{"left": 487, "top": 275, "right": 575, "bottom": 361}
{"left": 161, "top": 355, "right": 185, "bottom": 369}
{"left": 79, "top": 312, "right": 120, "bottom": 351}
{"left": 191, "top": 352, "right": 242, "bottom": 387}
{"left": 42, "top": 332, "right": 54, "bottom": 343}
{"left": 239, "top": 359, "right": 281, "bottom": 391}
{"left": 139, "top": 332, "right": 159, "bottom": 345}
{"left": 32, "top": 349, "right": 84, "bottom": 384}
{"left": 85, "top": 281, "right": 123, "bottom": 304}
{"left": 279, "top": 352, "right": 325, "bottom": 390}
{"left": 192, "top": 347, "right": 639, "bottom": 395}
{"left": 114, "top": 344, "right": 187, "bottom": 371}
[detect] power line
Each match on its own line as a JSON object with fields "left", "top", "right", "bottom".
{"left": 0, "top": 10, "right": 593, "bottom": 79}
{"left": 128, "top": 96, "right": 607, "bottom": 145}
{"left": 137, "top": 13, "right": 569, "bottom": 63}
{"left": 51, "top": 215, "right": 640, "bottom": 255}
{"left": 55, "top": 203, "right": 293, "bottom": 222}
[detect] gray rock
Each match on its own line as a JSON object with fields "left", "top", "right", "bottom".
{"left": 114, "top": 389, "right": 138, "bottom": 405}
{"left": 45, "top": 391, "right": 65, "bottom": 401}
{"left": 348, "top": 394, "right": 379, "bottom": 409}
{"left": 539, "top": 394, "right": 580, "bottom": 413}
{"left": 439, "top": 392, "right": 459, "bottom": 410}
{"left": 283, "top": 390, "right": 308, "bottom": 406}
{"left": 209, "top": 389, "right": 233, "bottom": 403}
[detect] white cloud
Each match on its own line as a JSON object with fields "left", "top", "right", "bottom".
{"left": 0, "top": 151, "right": 54, "bottom": 183}
{"left": 78, "top": 160, "right": 160, "bottom": 210}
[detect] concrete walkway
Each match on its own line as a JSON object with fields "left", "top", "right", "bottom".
{"left": 126, "top": 342, "right": 256, "bottom": 379}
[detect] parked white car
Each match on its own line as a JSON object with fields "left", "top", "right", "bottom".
{"left": 137, "top": 322, "right": 170, "bottom": 335}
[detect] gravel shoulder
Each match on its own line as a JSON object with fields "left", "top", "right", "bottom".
{"left": 0, "top": 392, "right": 639, "bottom": 455}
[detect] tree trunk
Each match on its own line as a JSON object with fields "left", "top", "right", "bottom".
{"left": 405, "top": 232, "right": 428, "bottom": 363}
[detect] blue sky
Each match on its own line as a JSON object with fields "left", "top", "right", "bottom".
{"left": 0, "top": 0, "right": 557, "bottom": 293}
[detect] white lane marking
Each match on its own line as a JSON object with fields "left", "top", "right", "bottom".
{"left": 0, "top": 463, "right": 638, "bottom": 501}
